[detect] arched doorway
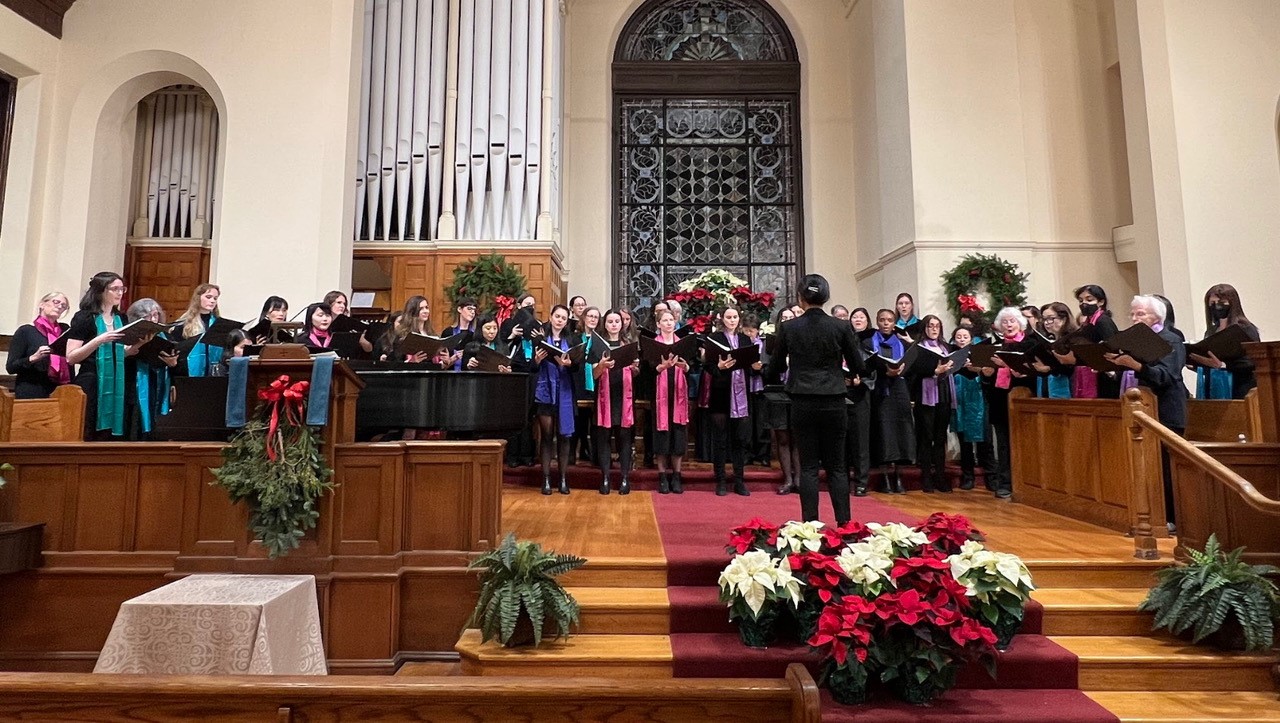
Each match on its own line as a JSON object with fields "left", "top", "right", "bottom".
{"left": 613, "top": 0, "right": 802, "bottom": 318}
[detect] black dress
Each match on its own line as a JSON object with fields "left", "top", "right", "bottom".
{"left": 66, "top": 309, "right": 127, "bottom": 438}
{"left": 5, "top": 323, "right": 69, "bottom": 399}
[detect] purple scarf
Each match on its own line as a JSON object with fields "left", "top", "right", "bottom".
{"left": 920, "top": 339, "right": 956, "bottom": 408}
{"left": 726, "top": 333, "right": 749, "bottom": 419}
{"left": 749, "top": 337, "right": 765, "bottom": 393}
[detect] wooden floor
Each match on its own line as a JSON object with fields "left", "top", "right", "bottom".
{"left": 482, "top": 486, "right": 1280, "bottom": 721}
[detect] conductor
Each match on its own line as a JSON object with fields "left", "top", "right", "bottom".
{"left": 767, "top": 274, "right": 866, "bottom": 525}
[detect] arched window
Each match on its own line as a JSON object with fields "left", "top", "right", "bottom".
{"left": 614, "top": 0, "right": 802, "bottom": 317}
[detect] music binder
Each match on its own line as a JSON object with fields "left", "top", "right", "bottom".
{"left": 470, "top": 344, "right": 515, "bottom": 372}
{"left": 1186, "top": 324, "right": 1252, "bottom": 363}
{"left": 965, "top": 343, "right": 1000, "bottom": 369}
{"left": 601, "top": 341, "right": 641, "bottom": 369}
{"left": 114, "top": 319, "right": 168, "bottom": 346}
{"left": 903, "top": 343, "right": 970, "bottom": 376}
{"left": 399, "top": 331, "right": 469, "bottom": 359}
{"left": 994, "top": 350, "right": 1040, "bottom": 377}
{"left": 1072, "top": 323, "right": 1173, "bottom": 372}
{"left": 136, "top": 335, "right": 178, "bottom": 365}
{"left": 328, "top": 314, "right": 371, "bottom": 335}
{"left": 197, "top": 317, "right": 246, "bottom": 347}
{"left": 702, "top": 335, "right": 761, "bottom": 369}
{"left": 895, "top": 319, "right": 924, "bottom": 340}
{"left": 640, "top": 334, "right": 700, "bottom": 366}
{"left": 536, "top": 338, "right": 588, "bottom": 364}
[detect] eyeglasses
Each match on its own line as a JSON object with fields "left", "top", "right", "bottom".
{"left": 1042, "top": 315, "right": 1062, "bottom": 322}
{"left": 106, "top": 285, "right": 127, "bottom": 294}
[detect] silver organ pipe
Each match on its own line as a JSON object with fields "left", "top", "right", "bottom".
{"left": 354, "top": 0, "right": 550, "bottom": 242}
{"left": 130, "top": 86, "right": 218, "bottom": 240}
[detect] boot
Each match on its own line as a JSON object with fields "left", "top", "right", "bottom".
{"left": 715, "top": 477, "right": 727, "bottom": 496}
{"left": 541, "top": 475, "right": 553, "bottom": 496}
{"left": 733, "top": 478, "right": 750, "bottom": 496}
{"left": 921, "top": 467, "right": 935, "bottom": 494}
{"left": 599, "top": 472, "right": 611, "bottom": 495}
{"left": 879, "top": 467, "right": 894, "bottom": 494}
{"left": 658, "top": 473, "right": 670, "bottom": 494}
{"left": 670, "top": 472, "right": 684, "bottom": 494}
{"left": 776, "top": 477, "right": 797, "bottom": 495}
{"left": 559, "top": 474, "right": 571, "bottom": 495}
{"left": 960, "top": 473, "right": 975, "bottom": 491}
{"left": 891, "top": 467, "right": 906, "bottom": 495}
{"left": 936, "top": 472, "right": 952, "bottom": 494}
{"left": 619, "top": 475, "right": 631, "bottom": 496}
{"left": 854, "top": 483, "right": 868, "bottom": 497}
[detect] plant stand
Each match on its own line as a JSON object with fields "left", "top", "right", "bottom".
{"left": 0, "top": 522, "right": 44, "bottom": 574}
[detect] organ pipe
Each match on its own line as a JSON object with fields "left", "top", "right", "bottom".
{"left": 130, "top": 86, "right": 218, "bottom": 240}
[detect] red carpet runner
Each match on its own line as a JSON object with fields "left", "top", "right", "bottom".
{"left": 649, "top": 490, "right": 1119, "bottom": 722}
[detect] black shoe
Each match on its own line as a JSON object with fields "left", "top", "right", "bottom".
{"left": 559, "top": 475, "right": 571, "bottom": 495}
{"left": 671, "top": 473, "right": 684, "bottom": 494}
{"left": 541, "top": 476, "right": 552, "bottom": 495}
{"left": 891, "top": 469, "right": 906, "bottom": 495}
{"left": 777, "top": 480, "right": 797, "bottom": 495}
{"left": 984, "top": 476, "right": 999, "bottom": 492}
{"left": 854, "top": 485, "right": 868, "bottom": 497}
{"left": 960, "top": 474, "right": 975, "bottom": 491}
{"left": 734, "top": 479, "right": 750, "bottom": 496}
{"left": 921, "top": 472, "right": 935, "bottom": 494}
{"left": 715, "top": 478, "right": 727, "bottom": 496}
{"left": 995, "top": 488, "right": 1012, "bottom": 499}
{"left": 659, "top": 473, "right": 670, "bottom": 494}
{"left": 619, "top": 476, "right": 631, "bottom": 495}
{"left": 936, "top": 475, "right": 952, "bottom": 494}
{"left": 599, "top": 475, "right": 611, "bottom": 495}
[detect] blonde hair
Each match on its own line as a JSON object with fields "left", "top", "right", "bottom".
{"left": 36, "top": 292, "right": 69, "bottom": 319}
{"left": 175, "top": 283, "right": 222, "bottom": 339}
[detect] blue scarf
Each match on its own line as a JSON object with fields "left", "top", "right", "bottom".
{"left": 135, "top": 332, "right": 172, "bottom": 433}
{"left": 582, "top": 335, "right": 595, "bottom": 393}
{"left": 1196, "top": 368, "right": 1233, "bottom": 400}
{"left": 534, "top": 335, "right": 576, "bottom": 435}
{"left": 872, "top": 331, "right": 904, "bottom": 361}
{"left": 94, "top": 313, "right": 127, "bottom": 436}
{"left": 186, "top": 314, "right": 226, "bottom": 377}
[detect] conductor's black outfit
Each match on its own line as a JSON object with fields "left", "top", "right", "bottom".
{"left": 767, "top": 307, "right": 867, "bottom": 524}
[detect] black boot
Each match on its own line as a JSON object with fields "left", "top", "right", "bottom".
{"left": 854, "top": 483, "right": 868, "bottom": 497}
{"left": 541, "top": 475, "right": 552, "bottom": 496}
{"left": 619, "top": 475, "right": 631, "bottom": 495}
{"left": 960, "top": 473, "right": 975, "bottom": 491}
{"left": 658, "top": 473, "right": 670, "bottom": 494}
{"left": 671, "top": 473, "right": 684, "bottom": 494}
{"left": 599, "top": 472, "right": 611, "bottom": 495}
{"left": 879, "top": 467, "right": 894, "bottom": 494}
{"left": 734, "top": 478, "right": 750, "bottom": 496}
{"left": 891, "top": 467, "right": 906, "bottom": 495}
{"left": 715, "top": 477, "right": 727, "bottom": 496}
{"left": 921, "top": 467, "right": 935, "bottom": 494}
{"left": 559, "top": 474, "right": 571, "bottom": 495}
{"left": 936, "top": 473, "right": 952, "bottom": 494}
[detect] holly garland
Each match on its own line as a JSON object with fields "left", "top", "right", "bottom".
{"left": 940, "top": 253, "right": 1029, "bottom": 326}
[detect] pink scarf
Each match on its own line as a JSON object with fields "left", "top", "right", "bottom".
{"left": 996, "top": 332, "right": 1025, "bottom": 389}
{"left": 596, "top": 365, "right": 635, "bottom": 429}
{"left": 34, "top": 316, "right": 69, "bottom": 384}
{"left": 309, "top": 329, "right": 332, "bottom": 348}
{"left": 654, "top": 333, "right": 689, "bottom": 431}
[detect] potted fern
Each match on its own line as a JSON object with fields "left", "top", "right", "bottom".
{"left": 467, "top": 533, "right": 586, "bottom": 647}
{"left": 1139, "top": 535, "right": 1279, "bottom": 651}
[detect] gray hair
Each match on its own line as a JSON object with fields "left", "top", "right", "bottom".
{"left": 1131, "top": 295, "right": 1167, "bottom": 324}
{"left": 127, "top": 297, "right": 166, "bottom": 324}
{"left": 36, "top": 291, "right": 69, "bottom": 318}
{"left": 666, "top": 299, "right": 683, "bottom": 316}
{"left": 994, "top": 306, "right": 1027, "bottom": 331}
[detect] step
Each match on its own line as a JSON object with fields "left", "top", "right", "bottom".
{"left": 455, "top": 629, "right": 673, "bottom": 679}
{"left": 1025, "top": 561, "right": 1161, "bottom": 589}
{"left": 1052, "top": 635, "right": 1280, "bottom": 692}
{"left": 822, "top": 688, "right": 1120, "bottom": 723}
{"left": 1032, "top": 589, "right": 1155, "bottom": 636}
{"left": 1086, "top": 691, "right": 1280, "bottom": 722}
{"left": 558, "top": 557, "right": 668, "bottom": 588}
{"left": 566, "top": 587, "right": 670, "bottom": 635}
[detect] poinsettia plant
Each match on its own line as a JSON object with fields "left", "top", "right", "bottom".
{"left": 947, "top": 540, "right": 1035, "bottom": 648}
{"left": 667, "top": 268, "right": 776, "bottom": 329}
{"left": 726, "top": 517, "right": 781, "bottom": 555}
{"left": 916, "top": 512, "right": 985, "bottom": 556}
{"left": 717, "top": 549, "right": 804, "bottom": 648}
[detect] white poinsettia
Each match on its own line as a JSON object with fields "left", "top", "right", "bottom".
{"left": 678, "top": 268, "right": 749, "bottom": 293}
{"left": 947, "top": 543, "right": 1035, "bottom": 602}
{"left": 836, "top": 538, "right": 895, "bottom": 590}
{"left": 758, "top": 321, "right": 776, "bottom": 336}
{"left": 776, "top": 520, "right": 826, "bottom": 554}
{"left": 866, "top": 522, "right": 928, "bottom": 552}
{"left": 718, "top": 550, "right": 805, "bottom": 618}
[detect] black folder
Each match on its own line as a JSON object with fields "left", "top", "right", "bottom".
{"left": 640, "top": 334, "right": 700, "bottom": 366}
{"left": 136, "top": 335, "right": 178, "bottom": 365}
{"left": 602, "top": 341, "right": 641, "bottom": 369}
{"left": 399, "top": 331, "right": 469, "bottom": 359}
{"left": 470, "top": 344, "right": 515, "bottom": 372}
{"left": 1072, "top": 323, "right": 1172, "bottom": 371}
{"left": 536, "top": 339, "right": 587, "bottom": 364}
{"left": 116, "top": 319, "right": 168, "bottom": 346}
{"left": 329, "top": 314, "right": 371, "bottom": 335}
{"left": 1186, "top": 324, "right": 1252, "bottom": 363}
{"left": 197, "top": 318, "right": 245, "bottom": 347}
{"left": 702, "top": 336, "right": 761, "bottom": 369}
{"left": 965, "top": 343, "right": 1001, "bottom": 369}
{"left": 895, "top": 319, "right": 925, "bottom": 341}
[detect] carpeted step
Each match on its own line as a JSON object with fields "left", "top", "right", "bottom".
{"left": 820, "top": 688, "right": 1120, "bottom": 723}
{"left": 504, "top": 463, "right": 978, "bottom": 493}
{"left": 668, "top": 585, "right": 735, "bottom": 635}
{"left": 1022, "top": 597, "right": 1044, "bottom": 635}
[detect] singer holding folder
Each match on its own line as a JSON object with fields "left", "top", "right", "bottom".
{"left": 170, "top": 284, "right": 225, "bottom": 377}
{"left": 705, "top": 306, "right": 760, "bottom": 497}
{"left": 65, "top": 272, "right": 147, "bottom": 440}
{"left": 6, "top": 292, "right": 71, "bottom": 399}
{"left": 592, "top": 310, "right": 640, "bottom": 495}
{"left": 535, "top": 305, "right": 579, "bottom": 495}
{"left": 767, "top": 274, "right": 865, "bottom": 526}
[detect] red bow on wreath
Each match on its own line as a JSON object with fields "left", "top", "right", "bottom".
{"left": 494, "top": 294, "right": 516, "bottom": 325}
{"left": 957, "top": 294, "right": 984, "bottom": 314}
{"left": 258, "top": 375, "right": 311, "bottom": 461}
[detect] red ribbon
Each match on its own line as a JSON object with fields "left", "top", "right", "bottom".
{"left": 494, "top": 294, "right": 516, "bottom": 326}
{"left": 957, "top": 294, "right": 984, "bottom": 313}
{"left": 257, "top": 375, "right": 310, "bottom": 461}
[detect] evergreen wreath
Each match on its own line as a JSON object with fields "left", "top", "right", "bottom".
{"left": 940, "top": 253, "right": 1030, "bottom": 326}
{"left": 446, "top": 253, "right": 529, "bottom": 314}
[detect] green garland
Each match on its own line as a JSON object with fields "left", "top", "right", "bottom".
{"left": 446, "top": 253, "right": 529, "bottom": 313}
{"left": 940, "top": 253, "right": 1030, "bottom": 326}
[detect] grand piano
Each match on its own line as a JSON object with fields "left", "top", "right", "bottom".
{"left": 152, "top": 361, "right": 532, "bottom": 442}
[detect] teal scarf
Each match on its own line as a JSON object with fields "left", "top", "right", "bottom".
{"left": 1196, "top": 368, "right": 1233, "bottom": 400}
{"left": 185, "top": 314, "right": 226, "bottom": 377}
{"left": 135, "top": 333, "right": 171, "bottom": 434}
{"left": 582, "top": 335, "right": 595, "bottom": 393}
{"left": 94, "top": 313, "right": 127, "bottom": 436}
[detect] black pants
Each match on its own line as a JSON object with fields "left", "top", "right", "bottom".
{"left": 573, "top": 405, "right": 594, "bottom": 461}
{"left": 1162, "top": 426, "right": 1184, "bottom": 525}
{"left": 790, "top": 395, "right": 850, "bottom": 524}
{"left": 595, "top": 425, "right": 635, "bottom": 477}
{"left": 989, "top": 420, "right": 1013, "bottom": 494}
{"left": 959, "top": 436, "right": 996, "bottom": 482}
{"left": 710, "top": 412, "right": 750, "bottom": 481}
{"left": 914, "top": 403, "right": 951, "bottom": 486}
{"left": 748, "top": 392, "right": 771, "bottom": 462}
{"left": 845, "top": 395, "right": 871, "bottom": 488}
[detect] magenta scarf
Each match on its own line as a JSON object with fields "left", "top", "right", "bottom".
{"left": 596, "top": 365, "right": 635, "bottom": 429}
{"left": 309, "top": 329, "right": 332, "bottom": 348}
{"left": 996, "top": 332, "right": 1025, "bottom": 389}
{"left": 655, "top": 333, "right": 689, "bottom": 431}
{"left": 34, "top": 316, "right": 69, "bottom": 384}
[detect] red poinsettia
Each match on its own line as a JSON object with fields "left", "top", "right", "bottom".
{"left": 874, "top": 588, "right": 932, "bottom": 627}
{"left": 809, "top": 595, "right": 877, "bottom": 666}
{"left": 689, "top": 314, "right": 712, "bottom": 334}
{"left": 820, "top": 520, "right": 870, "bottom": 552}
{"left": 789, "top": 551, "right": 846, "bottom": 602}
{"left": 726, "top": 517, "right": 781, "bottom": 554}
{"left": 915, "top": 512, "right": 984, "bottom": 555}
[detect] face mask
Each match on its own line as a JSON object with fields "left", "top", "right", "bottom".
{"left": 1211, "top": 303, "right": 1230, "bottom": 320}
{"left": 1079, "top": 302, "right": 1099, "bottom": 317}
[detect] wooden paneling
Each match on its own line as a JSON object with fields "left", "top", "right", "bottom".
{"left": 1010, "top": 388, "right": 1167, "bottom": 535}
{"left": 1245, "top": 341, "right": 1280, "bottom": 443}
{"left": 0, "top": 385, "right": 85, "bottom": 442}
{"left": 0, "top": 667, "right": 821, "bottom": 722}
{"left": 1171, "top": 443, "right": 1280, "bottom": 566}
{"left": 0, "top": 439, "right": 503, "bottom": 672}
{"left": 1186, "top": 389, "right": 1264, "bottom": 443}
{"left": 123, "top": 244, "right": 210, "bottom": 321}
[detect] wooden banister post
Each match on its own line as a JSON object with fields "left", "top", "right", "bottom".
{"left": 1122, "top": 388, "right": 1161, "bottom": 560}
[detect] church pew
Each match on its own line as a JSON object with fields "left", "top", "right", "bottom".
{"left": 0, "top": 385, "right": 86, "bottom": 442}
{"left": 1185, "top": 389, "right": 1263, "bottom": 443}
{"left": 1170, "top": 441, "right": 1280, "bottom": 567}
{"left": 0, "top": 667, "right": 821, "bottom": 722}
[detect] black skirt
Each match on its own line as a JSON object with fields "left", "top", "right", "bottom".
{"left": 761, "top": 389, "right": 791, "bottom": 431}
{"left": 872, "top": 377, "right": 915, "bottom": 464}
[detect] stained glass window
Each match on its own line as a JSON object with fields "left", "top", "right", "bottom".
{"left": 619, "top": 0, "right": 794, "bottom": 62}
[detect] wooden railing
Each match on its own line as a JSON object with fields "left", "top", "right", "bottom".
{"left": 1185, "top": 388, "right": 1263, "bottom": 443}
{"left": 1122, "top": 388, "right": 1280, "bottom": 562}
{"left": 0, "top": 666, "right": 821, "bottom": 722}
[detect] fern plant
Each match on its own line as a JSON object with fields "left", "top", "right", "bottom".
{"left": 1139, "top": 535, "right": 1280, "bottom": 651}
{"left": 466, "top": 532, "right": 586, "bottom": 647}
